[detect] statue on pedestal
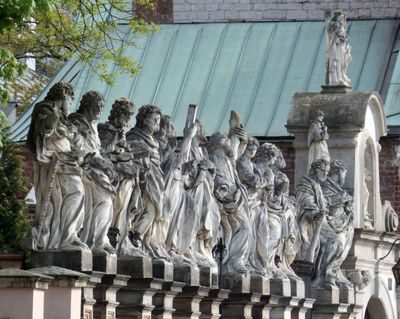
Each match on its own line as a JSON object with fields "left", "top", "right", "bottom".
{"left": 273, "top": 148, "right": 300, "bottom": 279}
{"left": 126, "top": 105, "right": 170, "bottom": 260}
{"left": 27, "top": 81, "right": 87, "bottom": 250}
{"left": 308, "top": 110, "right": 330, "bottom": 170}
{"left": 69, "top": 91, "right": 116, "bottom": 255}
{"left": 158, "top": 115, "right": 198, "bottom": 265}
{"left": 296, "top": 159, "right": 330, "bottom": 263}
{"left": 208, "top": 131, "right": 252, "bottom": 274}
{"left": 97, "top": 98, "right": 143, "bottom": 256}
{"left": 326, "top": 10, "right": 352, "bottom": 87}
{"left": 317, "top": 159, "right": 354, "bottom": 288}
{"left": 186, "top": 120, "right": 220, "bottom": 269}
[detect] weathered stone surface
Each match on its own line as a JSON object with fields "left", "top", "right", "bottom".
{"left": 30, "top": 249, "right": 93, "bottom": 272}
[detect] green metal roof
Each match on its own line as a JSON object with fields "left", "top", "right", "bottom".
{"left": 11, "top": 20, "right": 400, "bottom": 141}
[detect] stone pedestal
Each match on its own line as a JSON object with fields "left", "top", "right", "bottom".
{"left": 30, "top": 249, "right": 93, "bottom": 272}
{"left": 220, "top": 274, "right": 258, "bottom": 319}
{"left": 250, "top": 275, "right": 270, "bottom": 318}
{"left": 153, "top": 282, "right": 185, "bottom": 319}
{"left": 311, "top": 286, "right": 355, "bottom": 319}
{"left": 82, "top": 271, "right": 104, "bottom": 319}
{"left": 94, "top": 274, "right": 129, "bottom": 319}
{"left": 92, "top": 253, "right": 117, "bottom": 274}
{"left": 172, "top": 264, "right": 209, "bottom": 319}
{"left": 117, "top": 257, "right": 164, "bottom": 319}
{"left": 200, "top": 288, "right": 229, "bottom": 319}
{"left": 30, "top": 266, "right": 90, "bottom": 319}
{"left": 0, "top": 269, "right": 52, "bottom": 319}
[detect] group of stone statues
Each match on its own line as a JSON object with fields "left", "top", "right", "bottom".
{"left": 27, "top": 82, "right": 354, "bottom": 289}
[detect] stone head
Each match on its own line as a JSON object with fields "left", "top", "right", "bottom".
{"left": 244, "top": 137, "right": 259, "bottom": 159}
{"left": 310, "top": 159, "right": 330, "bottom": 182}
{"left": 255, "top": 142, "right": 278, "bottom": 166}
{"left": 274, "top": 148, "right": 286, "bottom": 169}
{"left": 77, "top": 90, "right": 105, "bottom": 121}
{"left": 208, "top": 132, "right": 234, "bottom": 158}
{"left": 194, "top": 119, "right": 208, "bottom": 146}
{"left": 329, "top": 159, "right": 348, "bottom": 187}
{"left": 159, "top": 115, "right": 176, "bottom": 140}
{"left": 135, "top": 104, "right": 162, "bottom": 134}
{"left": 45, "top": 81, "right": 75, "bottom": 115}
{"left": 109, "top": 97, "right": 135, "bottom": 129}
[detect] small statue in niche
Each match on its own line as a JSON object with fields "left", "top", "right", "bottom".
{"left": 273, "top": 148, "right": 300, "bottom": 279}
{"left": 326, "top": 10, "right": 352, "bottom": 87}
{"left": 125, "top": 105, "right": 171, "bottom": 261}
{"left": 362, "top": 168, "right": 374, "bottom": 230}
{"left": 308, "top": 110, "right": 330, "bottom": 170}
{"left": 208, "top": 131, "right": 252, "bottom": 274}
{"left": 187, "top": 120, "right": 220, "bottom": 269}
{"left": 69, "top": 91, "right": 117, "bottom": 255}
{"left": 157, "top": 115, "right": 198, "bottom": 265}
{"left": 296, "top": 159, "right": 330, "bottom": 263}
{"left": 27, "top": 81, "right": 87, "bottom": 250}
{"left": 317, "top": 159, "right": 354, "bottom": 288}
{"left": 97, "top": 98, "right": 144, "bottom": 256}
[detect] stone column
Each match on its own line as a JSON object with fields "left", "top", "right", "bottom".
{"left": 172, "top": 264, "right": 210, "bottom": 319}
{"left": 29, "top": 266, "right": 90, "bottom": 319}
{"left": 117, "top": 256, "right": 166, "bottom": 319}
{"left": 0, "top": 269, "right": 52, "bottom": 319}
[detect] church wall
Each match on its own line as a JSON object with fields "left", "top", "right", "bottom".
{"left": 134, "top": 0, "right": 400, "bottom": 24}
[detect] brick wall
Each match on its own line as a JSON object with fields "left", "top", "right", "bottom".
{"left": 379, "top": 136, "right": 400, "bottom": 214}
{"left": 136, "top": 0, "right": 173, "bottom": 23}
{"left": 173, "top": 0, "right": 400, "bottom": 23}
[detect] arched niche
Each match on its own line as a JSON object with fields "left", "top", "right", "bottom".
{"left": 365, "top": 296, "right": 388, "bottom": 319}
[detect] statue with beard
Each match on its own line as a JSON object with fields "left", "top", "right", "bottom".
{"left": 250, "top": 143, "right": 287, "bottom": 278}
{"left": 69, "top": 91, "right": 117, "bottom": 255}
{"left": 296, "top": 159, "right": 330, "bottom": 263}
{"left": 156, "top": 115, "right": 198, "bottom": 265}
{"left": 272, "top": 148, "right": 300, "bottom": 279}
{"left": 97, "top": 98, "right": 144, "bottom": 256}
{"left": 126, "top": 105, "right": 170, "bottom": 260}
{"left": 208, "top": 131, "right": 252, "bottom": 274}
{"left": 186, "top": 120, "right": 220, "bottom": 269}
{"left": 27, "top": 81, "right": 87, "bottom": 251}
{"left": 317, "top": 159, "right": 354, "bottom": 288}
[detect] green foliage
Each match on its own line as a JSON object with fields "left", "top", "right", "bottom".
{"left": 0, "top": 114, "right": 30, "bottom": 253}
{"left": 0, "top": 0, "right": 156, "bottom": 102}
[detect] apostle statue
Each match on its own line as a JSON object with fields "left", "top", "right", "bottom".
{"left": 327, "top": 10, "right": 352, "bottom": 87}
{"left": 69, "top": 91, "right": 116, "bottom": 255}
{"left": 316, "top": 159, "right": 354, "bottom": 288}
{"left": 208, "top": 131, "right": 252, "bottom": 274}
{"left": 187, "top": 120, "right": 220, "bottom": 269}
{"left": 308, "top": 110, "right": 330, "bottom": 170}
{"left": 157, "top": 115, "right": 198, "bottom": 265}
{"left": 27, "top": 81, "right": 87, "bottom": 250}
{"left": 296, "top": 159, "right": 330, "bottom": 263}
{"left": 126, "top": 105, "right": 170, "bottom": 260}
{"left": 97, "top": 98, "right": 143, "bottom": 256}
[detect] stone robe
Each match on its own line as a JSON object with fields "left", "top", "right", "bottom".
{"left": 69, "top": 112, "right": 115, "bottom": 252}
{"left": 210, "top": 152, "right": 252, "bottom": 273}
{"left": 126, "top": 127, "right": 168, "bottom": 259}
{"left": 27, "top": 100, "right": 85, "bottom": 250}
{"left": 316, "top": 178, "right": 354, "bottom": 288}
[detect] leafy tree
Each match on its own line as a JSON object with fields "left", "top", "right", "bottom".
{"left": 0, "top": 0, "right": 156, "bottom": 102}
{"left": 0, "top": 115, "right": 30, "bottom": 253}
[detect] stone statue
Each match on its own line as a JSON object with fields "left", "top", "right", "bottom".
{"left": 97, "top": 98, "right": 142, "bottom": 256}
{"left": 208, "top": 131, "right": 252, "bottom": 274}
{"left": 157, "top": 115, "right": 198, "bottom": 265}
{"left": 362, "top": 168, "right": 374, "bottom": 230}
{"left": 26, "top": 81, "right": 87, "bottom": 250}
{"left": 187, "top": 120, "right": 220, "bottom": 269}
{"left": 69, "top": 91, "right": 116, "bottom": 255}
{"left": 308, "top": 110, "right": 330, "bottom": 170}
{"left": 317, "top": 159, "right": 354, "bottom": 288}
{"left": 239, "top": 141, "right": 277, "bottom": 277}
{"left": 327, "top": 10, "right": 352, "bottom": 87}
{"left": 125, "top": 105, "right": 170, "bottom": 260}
{"left": 273, "top": 148, "right": 300, "bottom": 279}
{"left": 296, "top": 159, "right": 330, "bottom": 262}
